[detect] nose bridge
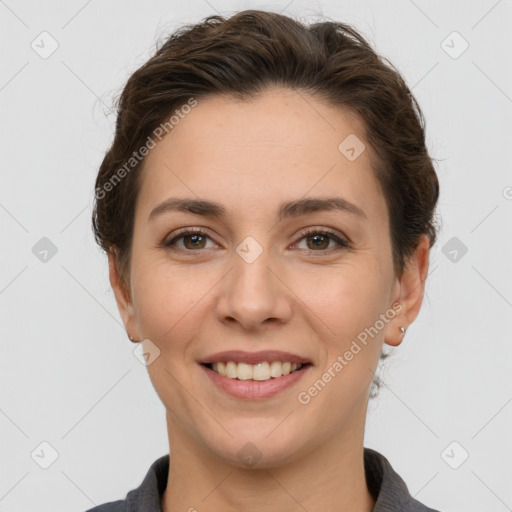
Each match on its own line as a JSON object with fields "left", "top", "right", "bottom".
{"left": 217, "top": 238, "right": 291, "bottom": 328}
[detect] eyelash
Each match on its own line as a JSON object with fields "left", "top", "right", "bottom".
{"left": 162, "top": 227, "right": 351, "bottom": 254}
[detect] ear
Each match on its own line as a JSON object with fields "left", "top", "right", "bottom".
{"left": 385, "top": 234, "right": 430, "bottom": 347}
{"left": 108, "top": 249, "right": 139, "bottom": 343}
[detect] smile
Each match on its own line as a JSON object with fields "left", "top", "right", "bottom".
{"left": 199, "top": 350, "right": 313, "bottom": 399}
{"left": 206, "top": 361, "right": 307, "bottom": 381}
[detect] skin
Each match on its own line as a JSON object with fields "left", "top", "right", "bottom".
{"left": 109, "top": 86, "right": 430, "bottom": 512}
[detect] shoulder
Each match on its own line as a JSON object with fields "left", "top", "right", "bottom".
{"left": 364, "top": 447, "right": 442, "bottom": 512}
{"left": 83, "top": 454, "right": 170, "bottom": 512}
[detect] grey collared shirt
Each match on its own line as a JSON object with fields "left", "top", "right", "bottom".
{"left": 85, "top": 447, "right": 441, "bottom": 511}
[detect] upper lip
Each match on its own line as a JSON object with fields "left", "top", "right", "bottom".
{"left": 199, "top": 350, "right": 312, "bottom": 365}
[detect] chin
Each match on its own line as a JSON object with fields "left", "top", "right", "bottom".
{"left": 196, "top": 417, "right": 315, "bottom": 470}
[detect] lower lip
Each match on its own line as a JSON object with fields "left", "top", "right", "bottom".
{"left": 201, "top": 364, "right": 311, "bottom": 399}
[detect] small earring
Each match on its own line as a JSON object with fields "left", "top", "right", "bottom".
{"left": 129, "top": 335, "right": 136, "bottom": 342}
{"left": 400, "top": 326, "right": 406, "bottom": 336}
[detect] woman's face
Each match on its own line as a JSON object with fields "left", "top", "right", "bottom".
{"left": 111, "top": 87, "right": 424, "bottom": 468}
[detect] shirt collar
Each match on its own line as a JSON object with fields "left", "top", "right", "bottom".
{"left": 122, "top": 447, "right": 438, "bottom": 512}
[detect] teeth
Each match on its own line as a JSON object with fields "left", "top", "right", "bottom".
{"left": 210, "top": 361, "right": 305, "bottom": 380}
{"left": 226, "top": 361, "right": 237, "bottom": 379}
{"left": 270, "top": 361, "right": 282, "bottom": 377}
{"left": 252, "top": 362, "right": 270, "bottom": 381}
{"left": 237, "top": 362, "right": 253, "bottom": 380}
{"left": 217, "top": 361, "right": 226, "bottom": 377}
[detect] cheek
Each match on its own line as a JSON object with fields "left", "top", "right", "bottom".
{"left": 299, "top": 259, "right": 390, "bottom": 333}
{"left": 133, "top": 267, "right": 207, "bottom": 412}
{"left": 131, "top": 263, "right": 205, "bottom": 346}
{"left": 298, "top": 266, "right": 389, "bottom": 407}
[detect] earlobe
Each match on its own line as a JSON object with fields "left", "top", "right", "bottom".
{"left": 384, "top": 304, "right": 407, "bottom": 347}
{"left": 385, "top": 235, "right": 431, "bottom": 347}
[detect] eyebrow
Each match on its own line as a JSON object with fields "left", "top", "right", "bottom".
{"left": 148, "top": 196, "right": 368, "bottom": 222}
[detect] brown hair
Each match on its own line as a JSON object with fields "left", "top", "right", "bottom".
{"left": 92, "top": 10, "right": 440, "bottom": 395}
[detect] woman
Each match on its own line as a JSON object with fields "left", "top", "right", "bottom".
{"left": 88, "top": 9, "right": 441, "bottom": 512}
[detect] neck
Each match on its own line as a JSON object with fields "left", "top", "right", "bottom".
{"left": 160, "top": 414, "right": 375, "bottom": 512}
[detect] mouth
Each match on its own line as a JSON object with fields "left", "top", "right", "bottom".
{"left": 202, "top": 361, "right": 312, "bottom": 381}
{"left": 198, "top": 350, "right": 313, "bottom": 399}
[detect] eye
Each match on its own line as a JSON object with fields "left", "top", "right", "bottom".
{"left": 163, "top": 228, "right": 218, "bottom": 251}
{"left": 293, "top": 228, "right": 351, "bottom": 253}
{"left": 162, "top": 227, "right": 351, "bottom": 253}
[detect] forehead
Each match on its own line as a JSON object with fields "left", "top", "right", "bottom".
{"left": 135, "top": 87, "right": 387, "bottom": 226}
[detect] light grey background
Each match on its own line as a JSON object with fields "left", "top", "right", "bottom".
{"left": 1, "top": 1, "right": 511, "bottom": 511}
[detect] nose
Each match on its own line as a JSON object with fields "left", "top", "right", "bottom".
{"left": 215, "top": 246, "right": 293, "bottom": 332}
